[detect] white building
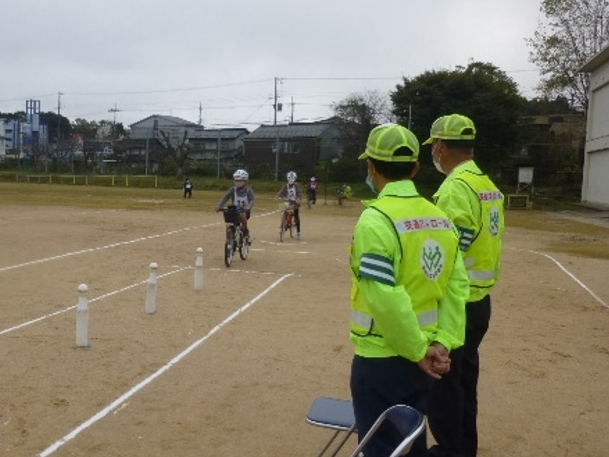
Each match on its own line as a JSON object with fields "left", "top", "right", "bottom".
{"left": 581, "top": 43, "right": 609, "bottom": 207}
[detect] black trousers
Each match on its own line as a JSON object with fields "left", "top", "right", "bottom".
{"left": 351, "top": 355, "right": 432, "bottom": 457}
{"left": 427, "top": 295, "right": 492, "bottom": 457}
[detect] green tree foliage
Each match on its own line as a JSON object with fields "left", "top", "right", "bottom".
{"left": 520, "top": 95, "right": 575, "bottom": 115}
{"left": 331, "top": 91, "right": 394, "bottom": 181}
{"left": 391, "top": 62, "right": 524, "bottom": 173}
{"left": 527, "top": 0, "right": 609, "bottom": 110}
{"left": 332, "top": 90, "right": 393, "bottom": 159}
{"left": 40, "top": 111, "right": 72, "bottom": 144}
{"left": 72, "top": 118, "right": 99, "bottom": 138}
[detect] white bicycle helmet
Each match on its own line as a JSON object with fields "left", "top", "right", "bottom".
{"left": 233, "top": 169, "right": 249, "bottom": 180}
{"left": 310, "top": 177, "right": 316, "bottom": 182}
{"left": 287, "top": 171, "right": 297, "bottom": 185}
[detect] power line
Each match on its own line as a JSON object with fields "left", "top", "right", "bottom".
{"left": 69, "top": 78, "right": 272, "bottom": 96}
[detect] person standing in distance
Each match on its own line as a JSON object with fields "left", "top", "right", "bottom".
{"left": 183, "top": 178, "right": 193, "bottom": 198}
{"left": 349, "top": 123, "right": 469, "bottom": 457}
{"left": 424, "top": 114, "right": 505, "bottom": 457}
{"left": 307, "top": 176, "right": 319, "bottom": 206}
{"left": 216, "top": 169, "right": 255, "bottom": 240}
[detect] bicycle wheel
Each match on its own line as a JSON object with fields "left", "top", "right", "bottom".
{"left": 224, "top": 225, "right": 234, "bottom": 267}
{"left": 288, "top": 214, "right": 294, "bottom": 238}
{"left": 238, "top": 228, "right": 249, "bottom": 260}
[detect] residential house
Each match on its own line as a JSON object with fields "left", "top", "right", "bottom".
{"left": 580, "top": 43, "right": 609, "bottom": 207}
{"left": 242, "top": 120, "right": 340, "bottom": 177}
{"left": 515, "top": 113, "right": 585, "bottom": 187}
{"left": 116, "top": 115, "right": 248, "bottom": 173}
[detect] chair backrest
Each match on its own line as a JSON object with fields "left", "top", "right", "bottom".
{"left": 348, "top": 404, "right": 425, "bottom": 457}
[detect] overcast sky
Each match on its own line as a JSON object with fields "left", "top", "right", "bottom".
{"left": 0, "top": 0, "right": 545, "bottom": 130}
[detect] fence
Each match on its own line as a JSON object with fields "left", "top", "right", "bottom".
{"left": 14, "top": 174, "right": 158, "bottom": 188}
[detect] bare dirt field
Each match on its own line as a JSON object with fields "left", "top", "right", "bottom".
{"left": 1, "top": 188, "right": 609, "bottom": 457}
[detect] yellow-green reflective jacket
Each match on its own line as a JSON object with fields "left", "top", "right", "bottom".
{"left": 433, "top": 161, "right": 504, "bottom": 302}
{"left": 349, "top": 180, "right": 468, "bottom": 362}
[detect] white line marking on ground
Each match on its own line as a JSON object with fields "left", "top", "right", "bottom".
{"left": 0, "top": 267, "right": 189, "bottom": 337}
{"left": 0, "top": 211, "right": 279, "bottom": 274}
{"left": 37, "top": 273, "right": 294, "bottom": 457}
{"left": 508, "top": 247, "right": 608, "bottom": 309}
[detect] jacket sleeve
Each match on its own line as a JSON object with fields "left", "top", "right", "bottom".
{"left": 436, "top": 180, "right": 480, "bottom": 252}
{"left": 247, "top": 188, "right": 255, "bottom": 208}
{"left": 217, "top": 188, "right": 232, "bottom": 209}
{"left": 433, "top": 248, "right": 468, "bottom": 351}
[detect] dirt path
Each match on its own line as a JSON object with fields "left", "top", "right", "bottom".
{"left": 0, "top": 204, "right": 608, "bottom": 456}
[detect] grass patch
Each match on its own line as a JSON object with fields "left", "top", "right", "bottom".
{"left": 506, "top": 208, "right": 609, "bottom": 259}
{"left": 0, "top": 182, "right": 365, "bottom": 216}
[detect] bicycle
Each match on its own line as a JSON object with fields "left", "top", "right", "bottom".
{"left": 279, "top": 200, "right": 297, "bottom": 242}
{"left": 220, "top": 205, "right": 250, "bottom": 267}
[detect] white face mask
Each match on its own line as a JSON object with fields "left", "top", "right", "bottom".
{"left": 365, "top": 175, "right": 377, "bottom": 194}
{"left": 432, "top": 143, "right": 446, "bottom": 175}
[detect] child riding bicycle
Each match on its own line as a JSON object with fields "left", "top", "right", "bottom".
{"left": 306, "top": 176, "right": 318, "bottom": 206}
{"left": 276, "top": 171, "right": 302, "bottom": 239}
{"left": 216, "top": 169, "right": 255, "bottom": 239}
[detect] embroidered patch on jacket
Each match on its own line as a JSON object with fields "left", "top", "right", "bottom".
{"left": 421, "top": 239, "right": 445, "bottom": 280}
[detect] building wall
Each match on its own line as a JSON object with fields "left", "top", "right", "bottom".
{"left": 582, "top": 56, "right": 609, "bottom": 206}
{"left": 243, "top": 137, "right": 319, "bottom": 175}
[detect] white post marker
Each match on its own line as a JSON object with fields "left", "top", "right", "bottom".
{"left": 75, "top": 284, "right": 90, "bottom": 348}
{"left": 194, "top": 247, "right": 204, "bottom": 290}
{"left": 145, "top": 262, "right": 158, "bottom": 314}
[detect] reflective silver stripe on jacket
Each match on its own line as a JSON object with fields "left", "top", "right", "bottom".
{"left": 351, "top": 309, "right": 437, "bottom": 329}
{"left": 417, "top": 309, "right": 438, "bottom": 327}
{"left": 351, "top": 310, "right": 373, "bottom": 329}
{"left": 468, "top": 270, "right": 496, "bottom": 281}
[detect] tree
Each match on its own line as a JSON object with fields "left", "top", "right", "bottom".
{"left": 330, "top": 91, "right": 394, "bottom": 181}
{"left": 520, "top": 95, "right": 575, "bottom": 115}
{"left": 527, "top": 0, "right": 609, "bottom": 111}
{"left": 391, "top": 62, "right": 524, "bottom": 174}
{"left": 332, "top": 90, "right": 394, "bottom": 159}
{"left": 72, "top": 118, "right": 99, "bottom": 139}
{"left": 157, "top": 129, "right": 192, "bottom": 178}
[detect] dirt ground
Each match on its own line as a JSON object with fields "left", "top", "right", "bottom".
{"left": 1, "top": 198, "right": 608, "bottom": 457}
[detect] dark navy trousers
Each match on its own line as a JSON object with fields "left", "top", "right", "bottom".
{"left": 427, "top": 294, "right": 492, "bottom": 457}
{"left": 351, "top": 355, "right": 432, "bottom": 457}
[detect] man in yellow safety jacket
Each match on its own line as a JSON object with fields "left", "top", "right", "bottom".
{"left": 349, "top": 123, "right": 469, "bottom": 457}
{"left": 424, "top": 114, "right": 504, "bottom": 457}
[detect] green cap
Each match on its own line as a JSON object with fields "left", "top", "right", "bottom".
{"left": 358, "top": 123, "right": 419, "bottom": 162}
{"left": 423, "top": 114, "right": 476, "bottom": 145}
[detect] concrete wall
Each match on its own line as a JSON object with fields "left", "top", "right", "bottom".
{"left": 582, "top": 50, "right": 609, "bottom": 206}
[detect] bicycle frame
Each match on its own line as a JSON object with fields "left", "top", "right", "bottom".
{"left": 280, "top": 201, "right": 296, "bottom": 242}
{"left": 221, "top": 206, "right": 250, "bottom": 267}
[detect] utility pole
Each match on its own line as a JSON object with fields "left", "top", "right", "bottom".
{"left": 57, "top": 92, "right": 63, "bottom": 158}
{"left": 274, "top": 77, "right": 282, "bottom": 181}
{"left": 108, "top": 103, "right": 121, "bottom": 150}
{"left": 198, "top": 102, "right": 203, "bottom": 125}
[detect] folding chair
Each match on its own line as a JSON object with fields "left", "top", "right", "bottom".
{"left": 306, "top": 397, "right": 425, "bottom": 457}
{"left": 349, "top": 404, "right": 425, "bottom": 457}
{"left": 306, "top": 397, "right": 357, "bottom": 457}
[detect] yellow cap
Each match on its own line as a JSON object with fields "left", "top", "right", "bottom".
{"left": 358, "top": 123, "right": 419, "bottom": 162}
{"left": 423, "top": 114, "right": 476, "bottom": 145}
